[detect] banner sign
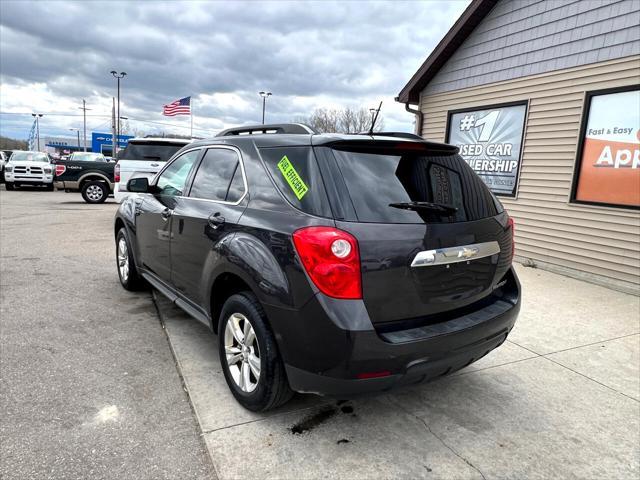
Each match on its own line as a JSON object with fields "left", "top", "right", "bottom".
{"left": 572, "top": 87, "right": 640, "bottom": 209}
{"left": 447, "top": 102, "right": 527, "bottom": 197}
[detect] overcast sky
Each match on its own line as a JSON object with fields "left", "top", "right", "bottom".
{"left": 0, "top": 0, "right": 469, "bottom": 141}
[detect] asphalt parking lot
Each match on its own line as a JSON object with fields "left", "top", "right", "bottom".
{"left": 1, "top": 187, "right": 639, "bottom": 479}
{"left": 0, "top": 188, "right": 214, "bottom": 479}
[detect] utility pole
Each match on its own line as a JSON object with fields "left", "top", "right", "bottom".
{"left": 31, "top": 113, "right": 43, "bottom": 151}
{"left": 78, "top": 99, "right": 91, "bottom": 151}
{"left": 259, "top": 91, "right": 272, "bottom": 124}
{"left": 110, "top": 71, "right": 127, "bottom": 154}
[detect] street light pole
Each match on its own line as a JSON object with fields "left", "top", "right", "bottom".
{"left": 78, "top": 100, "right": 91, "bottom": 152}
{"left": 31, "top": 113, "right": 43, "bottom": 151}
{"left": 259, "top": 91, "right": 272, "bottom": 124}
{"left": 110, "top": 71, "right": 127, "bottom": 153}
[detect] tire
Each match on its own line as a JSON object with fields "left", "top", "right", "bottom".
{"left": 219, "top": 292, "right": 293, "bottom": 411}
{"left": 45, "top": 183, "right": 54, "bottom": 191}
{"left": 5, "top": 182, "right": 14, "bottom": 191}
{"left": 81, "top": 181, "right": 108, "bottom": 204}
{"left": 116, "top": 228, "right": 145, "bottom": 291}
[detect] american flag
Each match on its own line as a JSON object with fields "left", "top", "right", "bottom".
{"left": 162, "top": 96, "right": 191, "bottom": 116}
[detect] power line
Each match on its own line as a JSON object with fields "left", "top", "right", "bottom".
{"left": 0, "top": 111, "right": 111, "bottom": 118}
{"left": 0, "top": 111, "right": 212, "bottom": 134}
{"left": 125, "top": 116, "right": 212, "bottom": 134}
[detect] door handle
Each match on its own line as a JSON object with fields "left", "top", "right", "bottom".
{"left": 151, "top": 163, "right": 159, "bottom": 167}
{"left": 208, "top": 212, "right": 226, "bottom": 229}
{"left": 161, "top": 208, "right": 173, "bottom": 220}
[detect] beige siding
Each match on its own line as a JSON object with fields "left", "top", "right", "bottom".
{"left": 419, "top": 55, "right": 640, "bottom": 294}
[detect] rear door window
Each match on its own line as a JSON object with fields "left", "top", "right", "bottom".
{"left": 189, "top": 148, "right": 246, "bottom": 202}
{"left": 259, "top": 147, "right": 331, "bottom": 217}
{"left": 119, "top": 142, "right": 187, "bottom": 162}
{"left": 328, "top": 146, "right": 499, "bottom": 223}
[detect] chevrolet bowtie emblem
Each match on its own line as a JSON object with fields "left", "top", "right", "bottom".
{"left": 458, "top": 247, "right": 479, "bottom": 259}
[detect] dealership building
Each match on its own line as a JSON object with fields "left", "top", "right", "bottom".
{"left": 397, "top": 0, "right": 640, "bottom": 294}
{"left": 42, "top": 132, "right": 132, "bottom": 157}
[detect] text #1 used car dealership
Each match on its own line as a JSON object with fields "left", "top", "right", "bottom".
{"left": 397, "top": 0, "right": 640, "bottom": 294}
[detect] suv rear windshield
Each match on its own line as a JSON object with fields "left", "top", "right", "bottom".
{"left": 328, "top": 145, "right": 500, "bottom": 224}
{"left": 118, "top": 142, "right": 187, "bottom": 162}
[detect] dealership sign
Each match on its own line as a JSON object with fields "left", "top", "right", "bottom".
{"left": 447, "top": 102, "right": 527, "bottom": 197}
{"left": 572, "top": 87, "right": 639, "bottom": 209}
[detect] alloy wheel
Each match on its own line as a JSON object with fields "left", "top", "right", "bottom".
{"left": 118, "top": 237, "right": 129, "bottom": 282}
{"left": 224, "top": 313, "right": 261, "bottom": 393}
{"left": 86, "top": 184, "right": 103, "bottom": 201}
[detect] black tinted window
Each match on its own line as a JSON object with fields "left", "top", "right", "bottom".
{"left": 119, "top": 142, "right": 187, "bottom": 162}
{"left": 190, "top": 148, "right": 244, "bottom": 202}
{"left": 330, "top": 148, "right": 498, "bottom": 224}
{"left": 259, "top": 147, "right": 331, "bottom": 217}
{"left": 227, "top": 167, "right": 245, "bottom": 203}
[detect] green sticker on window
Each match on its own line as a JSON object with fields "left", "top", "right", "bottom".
{"left": 277, "top": 155, "right": 309, "bottom": 200}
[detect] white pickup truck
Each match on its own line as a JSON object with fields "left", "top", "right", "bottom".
{"left": 113, "top": 137, "right": 191, "bottom": 202}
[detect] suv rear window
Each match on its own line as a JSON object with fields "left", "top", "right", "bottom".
{"left": 118, "top": 142, "right": 187, "bottom": 162}
{"left": 328, "top": 146, "right": 499, "bottom": 224}
{"left": 259, "top": 147, "right": 332, "bottom": 218}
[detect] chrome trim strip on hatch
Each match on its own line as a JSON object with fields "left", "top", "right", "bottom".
{"left": 411, "top": 241, "right": 501, "bottom": 267}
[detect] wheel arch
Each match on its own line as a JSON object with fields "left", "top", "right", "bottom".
{"left": 79, "top": 172, "right": 112, "bottom": 190}
{"left": 209, "top": 271, "right": 259, "bottom": 334}
{"left": 114, "top": 217, "right": 126, "bottom": 239}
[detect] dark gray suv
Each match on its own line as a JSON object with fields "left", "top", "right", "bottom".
{"left": 114, "top": 124, "right": 520, "bottom": 411}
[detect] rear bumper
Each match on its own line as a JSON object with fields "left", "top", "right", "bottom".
{"left": 265, "top": 268, "right": 520, "bottom": 397}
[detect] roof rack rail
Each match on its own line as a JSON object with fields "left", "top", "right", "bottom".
{"left": 362, "top": 131, "right": 426, "bottom": 141}
{"left": 216, "top": 123, "right": 317, "bottom": 137}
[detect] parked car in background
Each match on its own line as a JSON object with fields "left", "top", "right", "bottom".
{"left": 4, "top": 151, "right": 54, "bottom": 190}
{"left": 0, "top": 151, "right": 7, "bottom": 182}
{"left": 54, "top": 151, "right": 115, "bottom": 203}
{"left": 113, "top": 137, "right": 191, "bottom": 203}
{"left": 114, "top": 123, "right": 520, "bottom": 411}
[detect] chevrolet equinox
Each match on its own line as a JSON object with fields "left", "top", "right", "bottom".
{"left": 114, "top": 123, "right": 521, "bottom": 411}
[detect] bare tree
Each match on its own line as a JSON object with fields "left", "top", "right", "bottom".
{"left": 295, "top": 107, "right": 384, "bottom": 134}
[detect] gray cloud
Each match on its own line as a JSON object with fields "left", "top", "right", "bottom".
{"left": 0, "top": 0, "right": 468, "bottom": 139}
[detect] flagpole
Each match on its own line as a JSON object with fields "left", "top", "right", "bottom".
{"left": 190, "top": 96, "right": 193, "bottom": 139}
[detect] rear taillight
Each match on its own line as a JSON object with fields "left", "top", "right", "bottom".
{"left": 54, "top": 164, "right": 66, "bottom": 176}
{"left": 292, "top": 226, "right": 362, "bottom": 300}
{"left": 507, "top": 216, "right": 515, "bottom": 262}
{"left": 114, "top": 162, "right": 120, "bottom": 183}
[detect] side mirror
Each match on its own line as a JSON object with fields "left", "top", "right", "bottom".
{"left": 127, "top": 177, "right": 150, "bottom": 193}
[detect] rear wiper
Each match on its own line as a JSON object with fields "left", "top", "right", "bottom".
{"left": 388, "top": 201, "right": 458, "bottom": 215}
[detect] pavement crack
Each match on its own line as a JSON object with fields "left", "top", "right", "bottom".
{"left": 391, "top": 399, "right": 488, "bottom": 480}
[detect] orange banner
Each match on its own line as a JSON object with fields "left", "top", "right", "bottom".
{"left": 575, "top": 137, "right": 640, "bottom": 207}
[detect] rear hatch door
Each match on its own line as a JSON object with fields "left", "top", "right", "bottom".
{"left": 321, "top": 141, "right": 513, "bottom": 327}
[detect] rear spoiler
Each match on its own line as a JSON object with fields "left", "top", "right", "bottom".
{"left": 326, "top": 139, "right": 459, "bottom": 155}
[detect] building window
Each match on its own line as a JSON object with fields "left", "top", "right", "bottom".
{"left": 571, "top": 85, "right": 640, "bottom": 209}
{"left": 445, "top": 101, "right": 528, "bottom": 197}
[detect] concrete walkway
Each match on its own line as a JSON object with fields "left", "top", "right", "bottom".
{"left": 157, "top": 264, "right": 639, "bottom": 480}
